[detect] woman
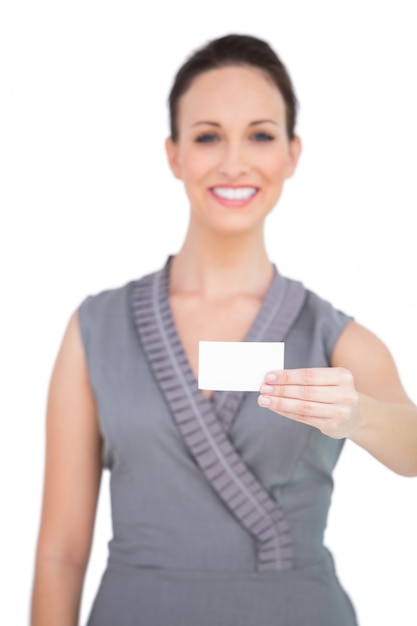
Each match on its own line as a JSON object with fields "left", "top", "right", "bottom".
{"left": 31, "top": 34, "right": 417, "bottom": 625}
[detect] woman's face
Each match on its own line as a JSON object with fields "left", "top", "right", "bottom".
{"left": 165, "top": 65, "right": 301, "bottom": 235}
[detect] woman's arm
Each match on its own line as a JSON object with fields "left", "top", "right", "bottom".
{"left": 31, "top": 311, "right": 102, "bottom": 626}
{"left": 258, "top": 321, "right": 417, "bottom": 476}
{"left": 332, "top": 321, "right": 417, "bottom": 475}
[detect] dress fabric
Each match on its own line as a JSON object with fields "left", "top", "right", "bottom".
{"left": 78, "top": 259, "right": 358, "bottom": 626}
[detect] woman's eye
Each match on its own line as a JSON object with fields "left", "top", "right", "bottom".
{"left": 195, "top": 133, "right": 218, "bottom": 144}
{"left": 252, "top": 132, "right": 275, "bottom": 142}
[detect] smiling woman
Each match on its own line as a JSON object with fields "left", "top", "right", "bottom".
{"left": 165, "top": 63, "right": 301, "bottom": 235}
{"left": 30, "top": 34, "right": 417, "bottom": 626}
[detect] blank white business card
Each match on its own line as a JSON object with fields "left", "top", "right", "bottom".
{"left": 198, "top": 341, "right": 285, "bottom": 391}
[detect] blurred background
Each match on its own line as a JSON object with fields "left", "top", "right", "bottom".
{"left": 1, "top": 1, "right": 416, "bottom": 624}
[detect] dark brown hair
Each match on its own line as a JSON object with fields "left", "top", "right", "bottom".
{"left": 168, "top": 34, "right": 298, "bottom": 142}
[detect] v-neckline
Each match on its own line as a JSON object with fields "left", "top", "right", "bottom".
{"left": 130, "top": 259, "right": 307, "bottom": 571}
{"left": 161, "top": 256, "right": 289, "bottom": 427}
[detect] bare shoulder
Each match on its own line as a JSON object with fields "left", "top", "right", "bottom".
{"left": 47, "top": 309, "right": 100, "bottom": 439}
{"left": 50, "top": 309, "right": 95, "bottom": 407}
{"left": 331, "top": 320, "right": 412, "bottom": 404}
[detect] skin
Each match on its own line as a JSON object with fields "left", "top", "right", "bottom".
{"left": 165, "top": 65, "right": 417, "bottom": 476}
{"left": 31, "top": 312, "right": 102, "bottom": 625}
{"left": 165, "top": 65, "right": 301, "bottom": 399}
{"left": 32, "top": 63, "right": 417, "bottom": 626}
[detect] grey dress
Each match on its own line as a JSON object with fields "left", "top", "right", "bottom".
{"left": 78, "top": 259, "right": 358, "bottom": 626}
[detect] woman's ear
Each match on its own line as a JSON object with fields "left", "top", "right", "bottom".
{"left": 285, "top": 135, "right": 302, "bottom": 179}
{"left": 165, "top": 137, "right": 182, "bottom": 180}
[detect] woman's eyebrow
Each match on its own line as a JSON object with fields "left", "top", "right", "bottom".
{"left": 192, "top": 121, "right": 221, "bottom": 127}
{"left": 249, "top": 119, "right": 279, "bottom": 126}
{"left": 191, "top": 119, "right": 280, "bottom": 128}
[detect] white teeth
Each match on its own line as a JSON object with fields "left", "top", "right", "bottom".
{"left": 212, "top": 186, "right": 257, "bottom": 200}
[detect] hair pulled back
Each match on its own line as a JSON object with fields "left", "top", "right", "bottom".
{"left": 168, "top": 34, "right": 298, "bottom": 142}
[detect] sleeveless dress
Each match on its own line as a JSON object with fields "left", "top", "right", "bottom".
{"left": 78, "top": 259, "right": 358, "bottom": 626}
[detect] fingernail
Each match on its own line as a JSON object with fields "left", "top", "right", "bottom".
{"left": 261, "top": 384, "right": 274, "bottom": 394}
{"left": 265, "top": 372, "right": 277, "bottom": 383}
{"left": 259, "top": 395, "right": 271, "bottom": 406}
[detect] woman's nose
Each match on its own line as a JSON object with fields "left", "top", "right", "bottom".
{"left": 218, "top": 143, "right": 250, "bottom": 179}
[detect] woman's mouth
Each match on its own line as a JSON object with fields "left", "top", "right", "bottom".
{"left": 209, "top": 186, "right": 259, "bottom": 207}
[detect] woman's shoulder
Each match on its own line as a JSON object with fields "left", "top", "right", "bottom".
{"left": 76, "top": 277, "right": 142, "bottom": 351}
{"left": 78, "top": 278, "right": 135, "bottom": 312}
{"left": 302, "top": 287, "right": 351, "bottom": 320}
{"left": 78, "top": 264, "right": 165, "bottom": 316}
{"left": 288, "top": 281, "right": 354, "bottom": 360}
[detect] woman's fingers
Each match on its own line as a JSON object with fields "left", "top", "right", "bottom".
{"left": 264, "top": 367, "right": 353, "bottom": 387}
{"left": 258, "top": 392, "right": 355, "bottom": 420}
{"left": 260, "top": 383, "right": 345, "bottom": 403}
{"left": 257, "top": 367, "right": 360, "bottom": 438}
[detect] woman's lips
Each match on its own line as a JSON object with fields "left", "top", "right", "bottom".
{"left": 209, "top": 186, "right": 259, "bottom": 208}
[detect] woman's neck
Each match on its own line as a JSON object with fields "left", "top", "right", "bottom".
{"left": 170, "top": 221, "right": 274, "bottom": 300}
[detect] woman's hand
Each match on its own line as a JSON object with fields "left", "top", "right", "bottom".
{"left": 256, "top": 322, "right": 417, "bottom": 474}
{"left": 258, "top": 367, "right": 362, "bottom": 439}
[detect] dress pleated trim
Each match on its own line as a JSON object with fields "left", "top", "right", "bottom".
{"left": 131, "top": 258, "right": 306, "bottom": 571}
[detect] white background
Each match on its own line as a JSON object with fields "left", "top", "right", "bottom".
{"left": 1, "top": 1, "right": 416, "bottom": 624}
